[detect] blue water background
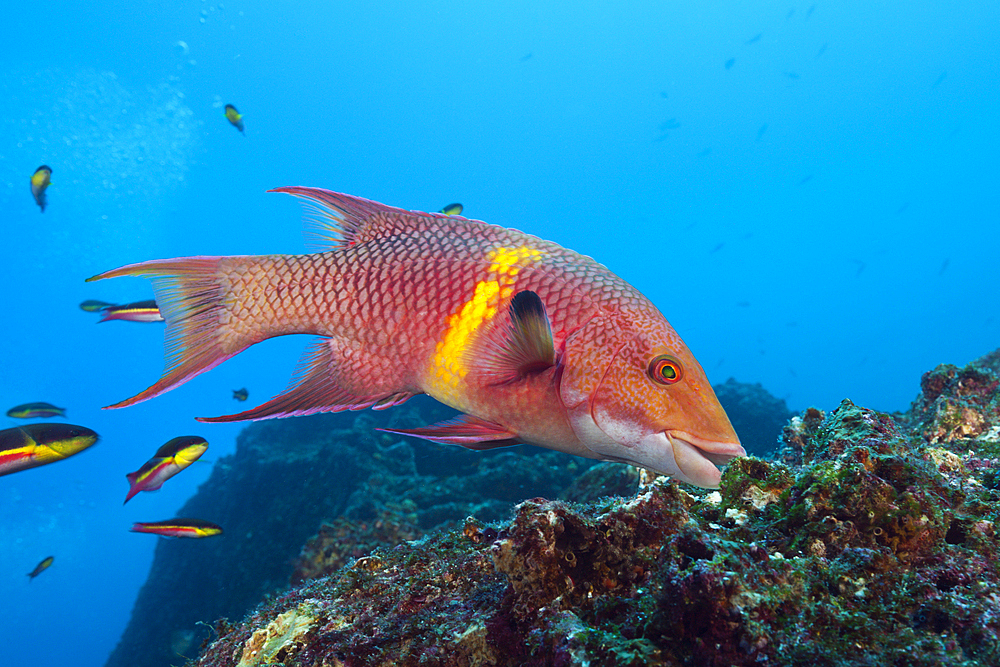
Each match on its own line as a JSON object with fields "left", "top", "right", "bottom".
{"left": 1, "top": 2, "right": 996, "bottom": 666}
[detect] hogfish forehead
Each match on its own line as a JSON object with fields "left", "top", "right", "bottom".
{"left": 425, "top": 245, "right": 546, "bottom": 406}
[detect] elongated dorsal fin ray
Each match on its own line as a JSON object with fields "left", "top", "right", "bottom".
{"left": 197, "top": 337, "right": 416, "bottom": 423}
{"left": 269, "top": 186, "right": 478, "bottom": 250}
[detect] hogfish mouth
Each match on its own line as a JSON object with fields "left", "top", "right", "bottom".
{"left": 660, "top": 430, "right": 746, "bottom": 488}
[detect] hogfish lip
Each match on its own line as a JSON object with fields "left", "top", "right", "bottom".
{"left": 660, "top": 430, "right": 746, "bottom": 488}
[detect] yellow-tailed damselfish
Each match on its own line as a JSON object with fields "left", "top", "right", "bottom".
{"left": 440, "top": 203, "right": 463, "bottom": 216}
{"left": 27, "top": 556, "right": 54, "bottom": 581}
{"left": 224, "top": 104, "right": 245, "bottom": 134}
{"left": 31, "top": 165, "right": 52, "bottom": 212}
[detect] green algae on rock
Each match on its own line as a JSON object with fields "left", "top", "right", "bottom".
{"left": 187, "top": 351, "right": 1000, "bottom": 667}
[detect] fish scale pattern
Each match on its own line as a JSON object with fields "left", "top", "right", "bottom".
{"left": 223, "top": 224, "right": 655, "bottom": 389}
{"left": 92, "top": 189, "right": 673, "bottom": 423}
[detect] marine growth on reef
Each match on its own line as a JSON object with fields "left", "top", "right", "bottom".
{"left": 184, "top": 350, "right": 1000, "bottom": 667}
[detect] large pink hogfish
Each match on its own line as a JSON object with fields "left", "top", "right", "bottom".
{"left": 88, "top": 188, "right": 745, "bottom": 488}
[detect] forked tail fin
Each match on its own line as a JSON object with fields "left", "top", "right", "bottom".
{"left": 87, "top": 256, "right": 258, "bottom": 408}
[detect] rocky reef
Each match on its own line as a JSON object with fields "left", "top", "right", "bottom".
{"left": 176, "top": 351, "right": 1000, "bottom": 667}
{"left": 103, "top": 378, "right": 804, "bottom": 667}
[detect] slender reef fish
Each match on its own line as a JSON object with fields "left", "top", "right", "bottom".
{"left": 7, "top": 402, "right": 66, "bottom": 418}
{"left": 88, "top": 188, "right": 744, "bottom": 487}
{"left": 98, "top": 299, "right": 164, "bottom": 323}
{"left": 130, "top": 519, "right": 223, "bottom": 538}
{"left": 0, "top": 423, "right": 98, "bottom": 476}
{"left": 123, "top": 436, "right": 209, "bottom": 504}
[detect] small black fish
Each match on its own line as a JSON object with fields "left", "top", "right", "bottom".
{"left": 232, "top": 388, "right": 249, "bottom": 401}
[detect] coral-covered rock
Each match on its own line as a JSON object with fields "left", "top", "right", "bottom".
{"left": 902, "top": 353, "right": 1000, "bottom": 450}
{"left": 185, "top": 352, "right": 1000, "bottom": 667}
{"left": 714, "top": 378, "right": 794, "bottom": 457}
{"left": 99, "top": 379, "right": 813, "bottom": 667}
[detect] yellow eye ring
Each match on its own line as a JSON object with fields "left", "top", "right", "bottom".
{"left": 649, "top": 355, "right": 683, "bottom": 385}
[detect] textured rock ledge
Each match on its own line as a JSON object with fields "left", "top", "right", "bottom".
{"left": 188, "top": 351, "right": 1000, "bottom": 666}
{"left": 106, "top": 381, "right": 789, "bottom": 667}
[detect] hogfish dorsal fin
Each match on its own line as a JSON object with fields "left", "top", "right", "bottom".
{"left": 269, "top": 187, "right": 479, "bottom": 250}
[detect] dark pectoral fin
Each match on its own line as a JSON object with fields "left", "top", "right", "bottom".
{"left": 467, "top": 290, "right": 556, "bottom": 385}
{"left": 379, "top": 414, "right": 519, "bottom": 450}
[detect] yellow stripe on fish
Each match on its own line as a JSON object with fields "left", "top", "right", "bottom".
{"left": 428, "top": 246, "right": 543, "bottom": 403}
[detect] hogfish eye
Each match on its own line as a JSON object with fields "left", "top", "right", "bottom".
{"left": 648, "top": 355, "right": 683, "bottom": 385}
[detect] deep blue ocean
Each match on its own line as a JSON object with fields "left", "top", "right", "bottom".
{"left": 1, "top": 2, "right": 996, "bottom": 666}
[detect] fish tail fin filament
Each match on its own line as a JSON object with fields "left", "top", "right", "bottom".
{"left": 88, "top": 256, "right": 264, "bottom": 408}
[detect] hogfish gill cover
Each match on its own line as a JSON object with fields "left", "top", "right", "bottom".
{"left": 88, "top": 188, "right": 745, "bottom": 488}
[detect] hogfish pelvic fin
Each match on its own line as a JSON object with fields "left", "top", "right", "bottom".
{"left": 379, "top": 414, "right": 519, "bottom": 450}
